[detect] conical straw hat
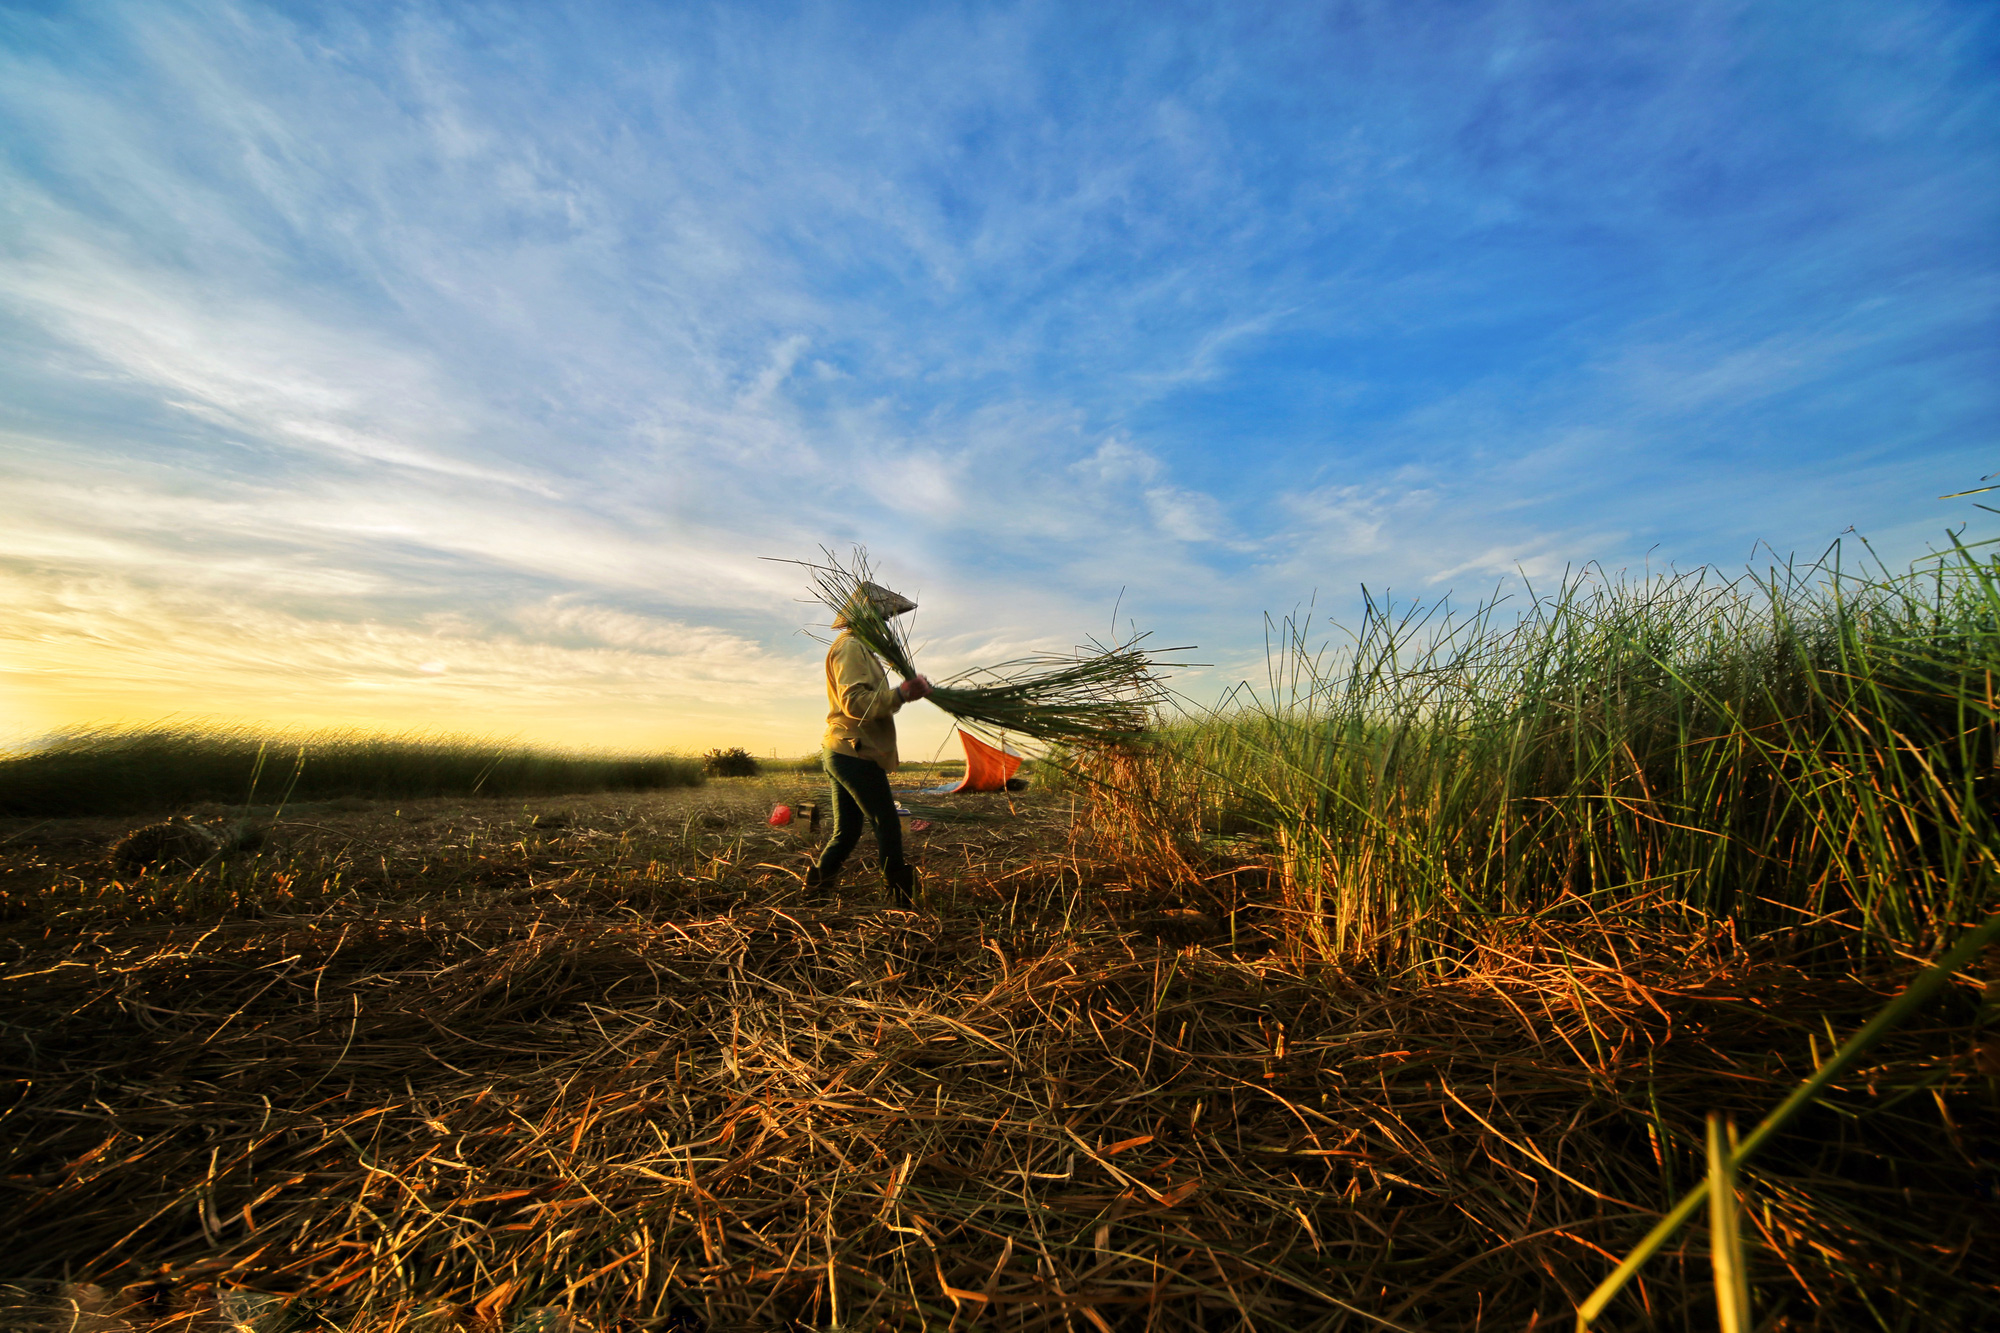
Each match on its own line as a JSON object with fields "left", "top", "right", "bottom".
{"left": 833, "top": 580, "right": 917, "bottom": 627}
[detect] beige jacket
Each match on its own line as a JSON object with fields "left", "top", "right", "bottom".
{"left": 823, "top": 630, "right": 903, "bottom": 772}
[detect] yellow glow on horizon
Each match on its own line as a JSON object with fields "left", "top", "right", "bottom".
{"left": 4, "top": 674, "right": 967, "bottom": 762}
{"left": 1, "top": 565, "right": 967, "bottom": 761}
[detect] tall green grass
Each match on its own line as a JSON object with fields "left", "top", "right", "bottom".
{"left": 1109, "top": 534, "right": 1999, "bottom": 963}
{"left": 0, "top": 725, "right": 705, "bottom": 818}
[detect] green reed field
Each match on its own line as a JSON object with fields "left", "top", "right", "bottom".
{"left": 1089, "top": 534, "right": 1998, "bottom": 967}
{"left": 0, "top": 727, "right": 706, "bottom": 818}
{"left": 0, "top": 535, "right": 1993, "bottom": 1332}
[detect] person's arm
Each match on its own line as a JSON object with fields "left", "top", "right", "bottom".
{"left": 832, "top": 637, "right": 904, "bottom": 721}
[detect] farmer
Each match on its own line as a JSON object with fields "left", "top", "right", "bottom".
{"left": 807, "top": 580, "right": 932, "bottom": 906}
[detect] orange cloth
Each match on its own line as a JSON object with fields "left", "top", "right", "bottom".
{"left": 945, "top": 730, "right": 1023, "bottom": 792}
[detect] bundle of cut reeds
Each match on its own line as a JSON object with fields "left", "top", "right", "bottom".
{"left": 785, "top": 548, "right": 1183, "bottom": 746}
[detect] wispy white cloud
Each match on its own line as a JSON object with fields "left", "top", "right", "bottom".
{"left": 0, "top": 0, "right": 1991, "bottom": 746}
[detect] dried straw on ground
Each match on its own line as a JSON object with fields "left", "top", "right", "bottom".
{"left": 1, "top": 789, "right": 1991, "bottom": 1331}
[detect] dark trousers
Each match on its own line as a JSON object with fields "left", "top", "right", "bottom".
{"left": 815, "top": 749, "right": 904, "bottom": 876}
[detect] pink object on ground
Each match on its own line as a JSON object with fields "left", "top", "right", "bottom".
{"left": 768, "top": 804, "right": 793, "bottom": 826}
{"left": 944, "top": 730, "right": 1024, "bottom": 792}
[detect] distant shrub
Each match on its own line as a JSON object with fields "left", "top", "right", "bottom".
{"left": 702, "top": 747, "right": 762, "bottom": 777}
{"left": 0, "top": 725, "right": 706, "bottom": 818}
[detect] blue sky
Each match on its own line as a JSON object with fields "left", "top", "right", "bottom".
{"left": 2, "top": 1, "right": 1995, "bottom": 754}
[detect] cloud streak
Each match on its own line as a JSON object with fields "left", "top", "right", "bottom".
{"left": 1, "top": 0, "right": 1993, "bottom": 748}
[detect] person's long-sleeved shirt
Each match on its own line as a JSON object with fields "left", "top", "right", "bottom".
{"left": 822, "top": 630, "right": 903, "bottom": 772}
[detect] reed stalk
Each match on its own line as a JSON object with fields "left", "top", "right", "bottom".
{"left": 1573, "top": 906, "right": 2000, "bottom": 1329}
{"left": 1104, "top": 535, "right": 1999, "bottom": 963}
{"left": 782, "top": 547, "right": 1184, "bottom": 746}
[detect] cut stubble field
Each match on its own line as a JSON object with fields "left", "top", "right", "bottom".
{"left": 2, "top": 776, "right": 1992, "bottom": 1331}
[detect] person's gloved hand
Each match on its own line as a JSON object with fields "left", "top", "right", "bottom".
{"left": 897, "top": 674, "right": 933, "bottom": 702}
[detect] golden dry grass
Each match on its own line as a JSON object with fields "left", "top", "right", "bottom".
{"left": 0, "top": 779, "right": 1993, "bottom": 1331}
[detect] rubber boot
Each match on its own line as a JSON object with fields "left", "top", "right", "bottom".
{"left": 804, "top": 860, "right": 841, "bottom": 899}
{"left": 884, "top": 863, "right": 918, "bottom": 910}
